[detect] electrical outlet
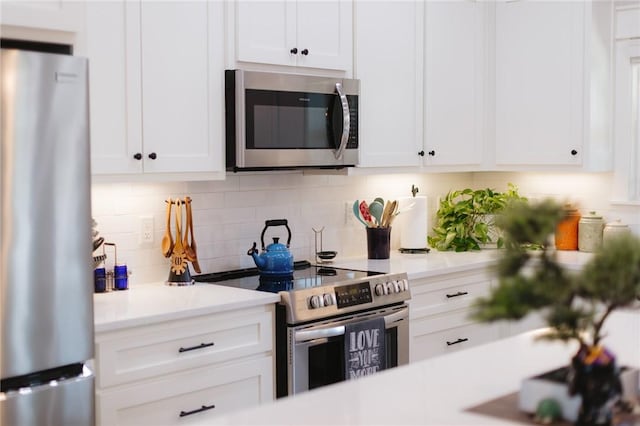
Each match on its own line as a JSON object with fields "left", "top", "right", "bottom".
{"left": 345, "top": 201, "right": 356, "bottom": 225}
{"left": 140, "top": 216, "right": 154, "bottom": 245}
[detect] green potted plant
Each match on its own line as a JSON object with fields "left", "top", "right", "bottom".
{"left": 472, "top": 199, "right": 640, "bottom": 425}
{"left": 428, "top": 183, "right": 526, "bottom": 251}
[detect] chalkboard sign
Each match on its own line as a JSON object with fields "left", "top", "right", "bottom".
{"left": 345, "top": 317, "right": 386, "bottom": 379}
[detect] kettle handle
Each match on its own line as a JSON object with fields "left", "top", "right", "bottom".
{"left": 261, "top": 219, "right": 292, "bottom": 250}
{"left": 247, "top": 241, "right": 258, "bottom": 256}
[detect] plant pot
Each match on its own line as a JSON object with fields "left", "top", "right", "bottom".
{"left": 519, "top": 366, "right": 639, "bottom": 423}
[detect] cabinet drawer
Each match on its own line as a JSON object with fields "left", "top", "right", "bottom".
{"left": 411, "top": 313, "right": 500, "bottom": 362}
{"left": 95, "top": 307, "right": 273, "bottom": 388}
{"left": 96, "top": 356, "right": 273, "bottom": 426}
{"left": 410, "top": 272, "right": 492, "bottom": 317}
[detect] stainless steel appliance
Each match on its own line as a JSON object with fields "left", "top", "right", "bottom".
{"left": 194, "top": 262, "right": 410, "bottom": 397}
{"left": 0, "top": 48, "right": 94, "bottom": 424}
{"left": 225, "top": 70, "right": 360, "bottom": 171}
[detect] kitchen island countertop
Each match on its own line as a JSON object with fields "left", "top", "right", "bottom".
{"left": 208, "top": 309, "right": 639, "bottom": 425}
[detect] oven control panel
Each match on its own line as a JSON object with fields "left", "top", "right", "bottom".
{"left": 281, "top": 272, "right": 410, "bottom": 324}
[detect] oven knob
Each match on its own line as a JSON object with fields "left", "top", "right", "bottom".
{"left": 374, "top": 283, "right": 386, "bottom": 296}
{"left": 309, "top": 295, "right": 323, "bottom": 309}
{"left": 402, "top": 278, "right": 409, "bottom": 291}
{"left": 323, "top": 293, "right": 334, "bottom": 306}
{"left": 386, "top": 282, "right": 396, "bottom": 294}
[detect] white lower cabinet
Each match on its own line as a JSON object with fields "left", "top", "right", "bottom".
{"left": 409, "top": 268, "right": 500, "bottom": 362}
{"left": 94, "top": 306, "right": 275, "bottom": 425}
{"left": 411, "top": 309, "right": 501, "bottom": 360}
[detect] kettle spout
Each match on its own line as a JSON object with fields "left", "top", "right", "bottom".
{"left": 247, "top": 242, "right": 266, "bottom": 268}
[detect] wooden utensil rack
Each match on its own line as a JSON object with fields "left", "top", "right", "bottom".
{"left": 165, "top": 197, "right": 201, "bottom": 286}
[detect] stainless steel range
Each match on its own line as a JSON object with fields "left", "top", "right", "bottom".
{"left": 194, "top": 261, "right": 410, "bottom": 397}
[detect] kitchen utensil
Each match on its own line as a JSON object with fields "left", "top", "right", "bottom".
{"left": 312, "top": 226, "right": 337, "bottom": 263}
{"left": 369, "top": 200, "right": 384, "bottom": 227}
{"left": 352, "top": 200, "right": 368, "bottom": 227}
{"left": 248, "top": 219, "right": 294, "bottom": 275}
{"left": 184, "top": 197, "right": 201, "bottom": 273}
{"left": 359, "top": 201, "right": 375, "bottom": 227}
{"left": 171, "top": 200, "right": 188, "bottom": 275}
{"left": 92, "top": 236, "right": 104, "bottom": 252}
{"left": 161, "top": 198, "right": 174, "bottom": 258}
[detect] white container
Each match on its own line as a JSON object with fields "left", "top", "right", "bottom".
{"left": 603, "top": 219, "right": 631, "bottom": 246}
{"left": 578, "top": 211, "right": 603, "bottom": 252}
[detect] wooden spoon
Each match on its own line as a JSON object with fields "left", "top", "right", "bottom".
{"left": 161, "top": 198, "right": 174, "bottom": 258}
{"left": 171, "top": 199, "right": 187, "bottom": 275}
{"left": 184, "top": 197, "right": 201, "bottom": 273}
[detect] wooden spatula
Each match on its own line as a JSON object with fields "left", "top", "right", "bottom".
{"left": 161, "top": 198, "right": 174, "bottom": 258}
{"left": 184, "top": 197, "right": 201, "bottom": 273}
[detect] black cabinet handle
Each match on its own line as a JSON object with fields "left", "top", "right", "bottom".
{"left": 446, "top": 338, "right": 469, "bottom": 346}
{"left": 418, "top": 150, "right": 425, "bottom": 157}
{"left": 428, "top": 150, "right": 435, "bottom": 156}
{"left": 148, "top": 152, "right": 157, "bottom": 160}
{"left": 133, "top": 153, "right": 142, "bottom": 160}
{"left": 301, "top": 48, "right": 309, "bottom": 55}
{"left": 290, "top": 47, "right": 298, "bottom": 54}
{"left": 446, "top": 291, "right": 469, "bottom": 299}
{"left": 179, "top": 404, "right": 216, "bottom": 418}
{"left": 178, "top": 342, "right": 214, "bottom": 353}
{"left": 570, "top": 149, "right": 578, "bottom": 156}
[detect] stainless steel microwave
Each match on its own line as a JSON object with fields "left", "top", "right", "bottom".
{"left": 225, "top": 70, "right": 359, "bottom": 171}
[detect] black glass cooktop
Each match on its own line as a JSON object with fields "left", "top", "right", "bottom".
{"left": 193, "top": 260, "right": 382, "bottom": 293}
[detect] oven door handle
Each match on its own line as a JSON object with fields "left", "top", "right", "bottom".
{"left": 294, "top": 308, "right": 408, "bottom": 343}
{"left": 333, "top": 82, "right": 350, "bottom": 160}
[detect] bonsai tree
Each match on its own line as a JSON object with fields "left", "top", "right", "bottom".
{"left": 472, "top": 199, "right": 640, "bottom": 347}
{"left": 428, "top": 183, "right": 526, "bottom": 251}
{"left": 472, "top": 199, "right": 640, "bottom": 425}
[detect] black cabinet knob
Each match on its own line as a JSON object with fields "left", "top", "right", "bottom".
{"left": 418, "top": 150, "right": 425, "bottom": 157}
{"left": 570, "top": 149, "right": 578, "bottom": 156}
{"left": 301, "top": 48, "right": 309, "bottom": 56}
{"left": 133, "top": 153, "right": 142, "bottom": 160}
{"left": 148, "top": 152, "right": 157, "bottom": 160}
{"left": 428, "top": 150, "right": 435, "bottom": 156}
{"left": 290, "top": 47, "right": 298, "bottom": 54}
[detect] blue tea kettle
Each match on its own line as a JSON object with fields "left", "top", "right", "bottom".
{"left": 247, "top": 219, "right": 294, "bottom": 276}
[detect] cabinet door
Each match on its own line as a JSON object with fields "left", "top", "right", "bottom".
{"left": 140, "top": 1, "right": 224, "bottom": 173}
{"left": 355, "top": 0, "right": 423, "bottom": 167}
{"left": 235, "top": 0, "right": 351, "bottom": 71}
{"left": 296, "top": 0, "right": 352, "bottom": 71}
{"left": 86, "top": 1, "right": 143, "bottom": 175}
{"left": 495, "top": 1, "right": 585, "bottom": 166}
{"left": 1, "top": 1, "right": 85, "bottom": 32}
{"left": 424, "top": 1, "right": 485, "bottom": 167}
{"left": 235, "top": 0, "right": 297, "bottom": 67}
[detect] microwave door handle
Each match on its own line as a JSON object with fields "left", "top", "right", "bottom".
{"left": 334, "top": 82, "right": 350, "bottom": 160}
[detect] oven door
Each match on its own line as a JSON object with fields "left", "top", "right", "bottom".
{"left": 287, "top": 304, "right": 408, "bottom": 396}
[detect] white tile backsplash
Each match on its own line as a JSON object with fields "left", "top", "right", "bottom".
{"left": 92, "top": 170, "right": 640, "bottom": 285}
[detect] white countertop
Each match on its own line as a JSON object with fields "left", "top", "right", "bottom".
{"left": 209, "top": 310, "right": 640, "bottom": 425}
{"left": 93, "top": 282, "right": 280, "bottom": 333}
{"left": 93, "top": 250, "right": 593, "bottom": 333}
{"left": 330, "top": 249, "right": 594, "bottom": 279}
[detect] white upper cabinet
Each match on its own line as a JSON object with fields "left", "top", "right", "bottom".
{"left": 424, "top": 1, "right": 486, "bottom": 168}
{"left": 85, "top": 1, "right": 225, "bottom": 176}
{"left": 234, "top": 0, "right": 352, "bottom": 72}
{"left": 355, "top": 0, "right": 423, "bottom": 168}
{"left": 494, "top": 0, "right": 613, "bottom": 170}
{"left": 0, "top": 1, "right": 85, "bottom": 33}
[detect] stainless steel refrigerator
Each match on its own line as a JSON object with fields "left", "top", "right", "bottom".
{"left": 0, "top": 49, "right": 94, "bottom": 425}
